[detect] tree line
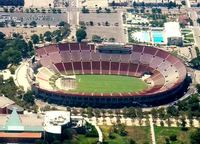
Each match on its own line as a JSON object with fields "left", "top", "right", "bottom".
{"left": 0, "top": 32, "right": 34, "bottom": 69}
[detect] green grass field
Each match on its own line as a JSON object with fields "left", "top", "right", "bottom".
{"left": 154, "top": 126, "right": 195, "bottom": 144}
{"left": 71, "top": 75, "right": 148, "bottom": 93}
{"left": 100, "top": 126, "right": 150, "bottom": 144}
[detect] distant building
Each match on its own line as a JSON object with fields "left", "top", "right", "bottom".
{"left": 0, "top": 108, "right": 43, "bottom": 143}
{"left": 164, "top": 22, "right": 183, "bottom": 46}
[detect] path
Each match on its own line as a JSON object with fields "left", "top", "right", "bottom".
{"left": 83, "top": 118, "right": 103, "bottom": 143}
{"left": 14, "top": 60, "right": 31, "bottom": 92}
{"left": 149, "top": 115, "right": 156, "bottom": 144}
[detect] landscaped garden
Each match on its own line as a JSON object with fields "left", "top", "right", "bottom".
{"left": 181, "top": 29, "right": 194, "bottom": 46}
{"left": 154, "top": 126, "right": 196, "bottom": 144}
{"left": 100, "top": 125, "right": 150, "bottom": 144}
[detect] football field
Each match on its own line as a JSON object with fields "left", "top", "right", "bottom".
{"left": 71, "top": 75, "right": 148, "bottom": 93}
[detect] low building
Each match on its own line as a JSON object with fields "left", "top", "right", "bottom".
{"left": 0, "top": 108, "right": 43, "bottom": 143}
{"left": 0, "top": 96, "right": 15, "bottom": 114}
{"left": 164, "top": 22, "right": 183, "bottom": 46}
{"left": 7, "top": 104, "right": 24, "bottom": 114}
{"left": 44, "top": 111, "right": 71, "bottom": 134}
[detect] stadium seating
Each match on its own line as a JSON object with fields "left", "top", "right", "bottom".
{"left": 71, "top": 51, "right": 81, "bottom": 62}
{"left": 36, "top": 48, "right": 46, "bottom": 57}
{"left": 35, "top": 43, "right": 187, "bottom": 104}
{"left": 44, "top": 45, "right": 58, "bottom": 53}
{"left": 58, "top": 43, "right": 69, "bottom": 51}
{"left": 60, "top": 51, "right": 71, "bottom": 63}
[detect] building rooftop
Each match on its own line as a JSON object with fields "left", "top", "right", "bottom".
{"left": 44, "top": 111, "right": 71, "bottom": 134}
{"left": 0, "top": 132, "right": 42, "bottom": 138}
{"left": 7, "top": 104, "right": 24, "bottom": 112}
{"left": 0, "top": 96, "right": 15, "bottom": 108}
{"left": 0, "top": 109, "right": 43, "bottom": 132}
{"left": 164, "top": 22, "right": 182, "bottom": 38}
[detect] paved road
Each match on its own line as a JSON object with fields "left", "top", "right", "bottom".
{"left": 185, "top": 0, "right": 200, "bottom": 50}
{"left": 67, "top": 0, "right": 79, "bottom": 39}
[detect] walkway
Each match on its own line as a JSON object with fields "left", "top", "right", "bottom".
{"left": 149, "top": 115, "right": 156, "bottom": 144}
{"left": 84, "top": 118, "right": 103, "bottom": 143}
{"left": 14, "top": 61, "right": 31, "bottom": 92}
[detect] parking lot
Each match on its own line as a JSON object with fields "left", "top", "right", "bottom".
{"left": 0, "top": 12, "right": 69, "bottom": 26}
{"left": 0, "top": 26, "right": 58, "bottom": 39}
{"left": 80, "top": 12, "right": 126, "bottom": 42}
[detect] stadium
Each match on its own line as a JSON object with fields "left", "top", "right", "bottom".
{"left": 31, "top": 42, "right": 187, "bottom": 107}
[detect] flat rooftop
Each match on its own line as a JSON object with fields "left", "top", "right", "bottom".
{"left": 0, "top": 114, "right": 43, "bottom": 126}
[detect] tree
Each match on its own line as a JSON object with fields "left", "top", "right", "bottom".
{"left": 105, "top": 8, "right": 111, "bottom": 13}
{"left": 165, "top": 138, "right": 170, "bottom": 144}
{"left": 167, "top": 106, "right": 179, "bottom": 117}
{"left": 42, "top": 9, "right": 46, "bottom": 13}
{"left": 9, "top": 7, "right": 15, "bottom": 13}
{"left": 190, "top": 129, "right": 200, "bottom": 144}
{"left": 197, "top": 18, "right": 200, "bottom": 25}
{"left": 81, "top": 6, "right": 89, "bottom": 13}
{"left": 10, "top": 21, "right": 16, "bottom": 27}
{"left": 58, "top": 21, "right": 67, "bottom": 27}
{"left": 0, "top": 22, "right": 5, "bottom": 27}
{"left": 2, "top": 48, "right": 22, "bottom": 64}
{"left": 92, "top": 35, "right": 103, "bottom": 43}
{"left": 35, "top": 139, "right": 47, "bottom": 144}
{"left": 76, "top": 28, "right": 87, "bottom": 42}
{"left": 133, "top": 1, "right": 137, "bottom": 7}
{"left": 109, "top": 37, "right": 115, "bottom": 42}
{"left": 127, "top": 107, "right": 137, "bottom": 118}
{"left": 181, "top": 1, "right": 186, "bottom": 5}
{"left": 180, "top": 117, "right": 187, "bottom": 130}
{"left": 24, "top": 23, "right": 28, "bottom": 27}
{"left": 57, "top": 9, "right": 61, "bottom": 13}
{"left": 189, "top": 18, "right": 193, "bottom": 26}
{"left": 31, "top": 34, "right": 40, "bottom": 44}
{"left": 168, "top": 1, "right": 177, "bottom": 9}
{"left": 12, "top": 33, "right": 23, "bottom": 39}
{"left": 52, "top": 8, "right": 57, "bottom": 14}
{"left": 44, "top": 31, "right": 52, "bottom": 42}
{"left": 190, "top": 57, "right": 200, "bottom": 69}
{"left": 129, "top": 139, "right": 137, "bottom": 144}
{"left": 29, "top": 21, "right": 37, "bottom": 27}
{"left": 23, "top": 91, "right": 35, "bottom": 105}
{"left": 169, "top": 134, "right": 177, "bottom": 141}
{"left": 86, "top": 107, "right": 94, "bottom": 118}
{"left": 0, "top": 32, "right": 5, "bottom": 39}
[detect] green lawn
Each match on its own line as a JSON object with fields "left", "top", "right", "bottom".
{"left": 75, "top": 135, "right": 98, "bottom": 144}
{"left": 100, "top": 126, "right": 150, "bottom": 144}
{"left": 71, "top": 74, "right": 148, "bottom": 93}
{"left": 154, "top": 126, "right": 195, "bottom": 144}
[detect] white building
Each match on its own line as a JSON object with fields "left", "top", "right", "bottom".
{"left": 44, "top": 111, "right": 71, "bottom": 134}
{"left": 164, "top": 22, "right": 183, "bottom": 46}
